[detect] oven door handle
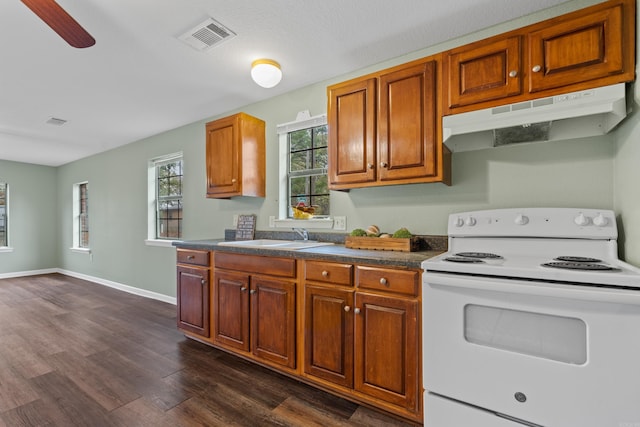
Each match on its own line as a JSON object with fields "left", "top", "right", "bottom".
{"left": 424, "top": 272, "right": 640, "bottom": 306}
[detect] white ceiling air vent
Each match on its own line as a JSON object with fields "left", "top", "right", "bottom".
{"left": 178, "top": 18, "right": 236, "bottom": 52}
{"left": 46, "top": 117, "right": 67, "bottom": 126}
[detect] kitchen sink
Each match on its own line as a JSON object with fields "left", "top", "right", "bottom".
{"left": 217, "top": 239, "right": 334, "bottom": 250}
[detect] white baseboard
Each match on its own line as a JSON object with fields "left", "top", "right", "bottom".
{"left": 1, "top": 268, "right": 177, "bottom": 305}
{"left": 0, "top": 268, "right": 58, "bottom": 279}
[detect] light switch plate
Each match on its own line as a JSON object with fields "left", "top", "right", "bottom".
{"left": 232, "top": 214, "right": 238, "bottom": 226}
{"left": 333, "top": 216, "right": 347, "bottom": 230}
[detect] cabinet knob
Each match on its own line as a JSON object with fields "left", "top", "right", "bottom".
{"left": 379, "top": 277, "right": 388, "bottom": 286}
{"left": 249, "top": 289, "right": 256, "bottom": 294}
{"left": 344, "top": 305, "right": 351, "bottom": 312}
{"left": 187, "top": 255, "right": 195, "bottom": 260}
{"left": 354, "top": 308, "right": 361, "bottom": 315}
{"left": 508, "top": 70, "right": 518, "bottom": 78}
{"left": 367, "top": 163, "right": 374, "bottom": 169}
{"left": 231, "top": 178, "right": 237, "bottom": 183}
{"left": 380, "top": 161, "right": 388, "bottom": 168}
{"left": 532, "top": 65, "right": 541, "bottom": 73}
{"left": 241, "top": 286, "right": 247, "bottom": 292}
{"left": 322, "top": 270, "right": 329, "bottom": 277}
{"left": 201, "top": 279, "right": 206, "bottom": 285}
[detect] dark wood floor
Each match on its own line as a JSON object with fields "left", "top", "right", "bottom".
{"left": 0, "top": 274, "right": 419, "bottom": 427}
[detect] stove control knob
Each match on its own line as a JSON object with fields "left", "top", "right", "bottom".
{"left": 593, "top": 213, "right": 609, "bottom": 227}
{"left": 514, "top": 214, "right": 529, "bottom": 225}
{"left": 465, "top": 216, "right": 476, "bottom": 226}
{"left": 574, "top": 213, "right": 591, "bottom": 226}
{"left": 454, "top": 217, "right": 464, "bottom": 227}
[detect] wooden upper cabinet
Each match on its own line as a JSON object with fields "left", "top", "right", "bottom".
{"left": 328, "top": 57, "right": 450, "bottom": 190}
{"left": 444, "top": 0, "right": 635, "bottom": 114}
{"left": 378, "top": 61, "right": 438, "bottom": 182}
{"left": 205, "top": 112, "right": 265, "bottom": 198}
{"left": 528, "top": 2, "right": 627, "bottom": 93}
{"left": 327, "top": 77, "right": 377, "bottom": 187}
{"left": 446, "top": 35, "right": 522, "bottom": 109}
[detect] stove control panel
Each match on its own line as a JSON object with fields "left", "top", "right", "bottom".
{"left": 449, "top": 208, "right": 617, "bottom": 239}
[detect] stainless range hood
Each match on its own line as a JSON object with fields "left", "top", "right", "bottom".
{"left": 443, "top": 83, "right": 627, "bottom": 152}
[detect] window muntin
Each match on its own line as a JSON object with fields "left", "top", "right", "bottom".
{"left": 0, "top": 182, "right": 7, "bottom": 247}
{"left": 287, "top": 123, "right": 329, "bottom": 217}
{"left": 155, "top": 157, "right": 183, "bottom": 239}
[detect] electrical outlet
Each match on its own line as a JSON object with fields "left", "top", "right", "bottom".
{"left": 269, "top": 216, "right": 275, "bottom": 227}
{"left": 232, "top": 214, "right": 238, "bottom": 226}
{"left": 333, "top": 216, "right": 347, "bottom": 230}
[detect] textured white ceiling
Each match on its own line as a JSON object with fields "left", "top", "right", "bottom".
{"left": 0, "top": 0, "right": 571, "bottom": 166}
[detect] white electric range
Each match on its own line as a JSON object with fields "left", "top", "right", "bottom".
{"left": 421, "top": 208, "right": 640, "bottom": 427}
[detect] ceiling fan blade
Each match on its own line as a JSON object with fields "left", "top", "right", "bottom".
{"left": 21, "top": 0, "right": 95, "bottom": 48}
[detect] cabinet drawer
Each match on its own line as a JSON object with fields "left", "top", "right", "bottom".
{"left": 305, "top": 261, "right": 353, "bottom": 286}
{"left": 356, "top": 266, "right": 419, "bottom": 296}
{"left": 215, "top": 252, "right": 296, "bottom": 278}
{"left": 177, "top": 249, "right": 210, "bottom": 267}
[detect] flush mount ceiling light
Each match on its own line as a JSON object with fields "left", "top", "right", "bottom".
{"left": 251, "top": 59, "right": 282, "bottom": 88}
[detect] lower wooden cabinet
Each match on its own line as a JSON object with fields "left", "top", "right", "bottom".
{"left": 176, "top": 249, "right": 211, "bottom": 338}
{"left": 304, "top": 284, "right": 355, "bottom": 387}
{"left": 176, "top": 250, "right": 422, "bottom": 423}
{"left": 303, "top": 260, "right": 421, "bottom": 420}
{"left": 354, "top": 292, "right": 418, "bottom": 410}
{"left": 213, "top": 253, "right": 297, "bottom": 370}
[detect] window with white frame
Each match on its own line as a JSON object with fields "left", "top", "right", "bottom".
{"left": 277, "top": 114, "right": 329, "bottom": 219}
{"left": 0, "top": 182, "right": 8, "bottom": 247}
{"left": 149, "top": 153, "right": 183, "bottom": 241}
{"left": 72, "top": 181, "right": 89, "bottom": 250}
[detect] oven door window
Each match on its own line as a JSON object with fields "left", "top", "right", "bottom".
{"left": 464, "top": 304, "right": 587, "bottom": 364}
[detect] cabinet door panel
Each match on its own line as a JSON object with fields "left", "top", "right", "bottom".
{"left": 251, "top": 276, "right": 296, "bottom": 368}
{"left": 206, "top": 116, "right": 239, "bottom": 196}
{"left": 378, "top": 61, "right": 437, "bottom": 181}
{"left": 446, "top": 35, "right": 521, "bottom": 109}
{"left": 304, "top": 285, "right": 354, "bottom": 387}
{"left": 354, "top": 293, "right": 418, "bottom": 410}
{"left": 214, "top": 270, "right": 250, "bottom": 351}
{"left": 328, "top": 78, "right": 376, "bottom": 187}
{"left": 528, "top": 4, "right": 624, "bottom": 93}
{"left": 177, "top": 266, "right": 210, "bottom": 337}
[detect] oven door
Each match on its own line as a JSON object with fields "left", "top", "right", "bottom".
{"left": 423, "top": 271, "right": 640, "bottom": 427}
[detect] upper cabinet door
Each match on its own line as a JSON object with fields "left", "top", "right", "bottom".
{"left": 378, "top": 60, "right": 437, "bottom": 182}
{"left": 206, "top": 115, "right": 240, "bottom": 197}
{"left": 205, "top": 113, "right": 265, "bottom": 199}
{"left": 328, "top": 78, "right": 377, "bottom": 188}
{"left": 446, "top": 35, "right": 522, "bottom": 110}
{"left": 528, "top": 3, "right": 626, "bottom": 93}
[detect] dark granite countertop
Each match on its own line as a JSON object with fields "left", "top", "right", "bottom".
{"left": 174, "top": 234, "right": 447, "bottom": 269}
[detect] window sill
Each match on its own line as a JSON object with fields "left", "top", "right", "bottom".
{"left": 0, "top": 246, "right": 14, "bottom": 253}
{"left": 145, "top": 239, "right": 181, "bottom": 248}
{"left": 70, "top": 247, "right": 91, "bottom": 254}
{"left": 274, "top": 218, "right": 334, "bottom": 229}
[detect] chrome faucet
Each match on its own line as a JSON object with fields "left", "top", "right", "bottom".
{"left": 293, "top": 228, "right": 309, "bottom": 241}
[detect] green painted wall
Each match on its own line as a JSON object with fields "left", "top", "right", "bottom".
{"left": 4, "top": 0, "right": 639, "bottom": 298}
{"left": 0, "top": 160, "right": 58, "bottom": 274}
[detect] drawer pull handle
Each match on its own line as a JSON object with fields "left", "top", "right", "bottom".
{"left": 322, "top": 270, "right": 329, "bottom": 277}
{"left": 344, "top": 305, "right": 351, "bottom": 312}
{"left": 532, "top": 65, "right": 541, "bottom": 73}
{"left": 380, "top": 277, "right": 388, "bottom": 286}
{"left": 241, "top": 287, "right": 247, "bottom": 292}
{"left": 354, "top": 308, "right": 361, "bottom": 315}
{"left": 187, "top": 255, "right": 195, "bottom": 260}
